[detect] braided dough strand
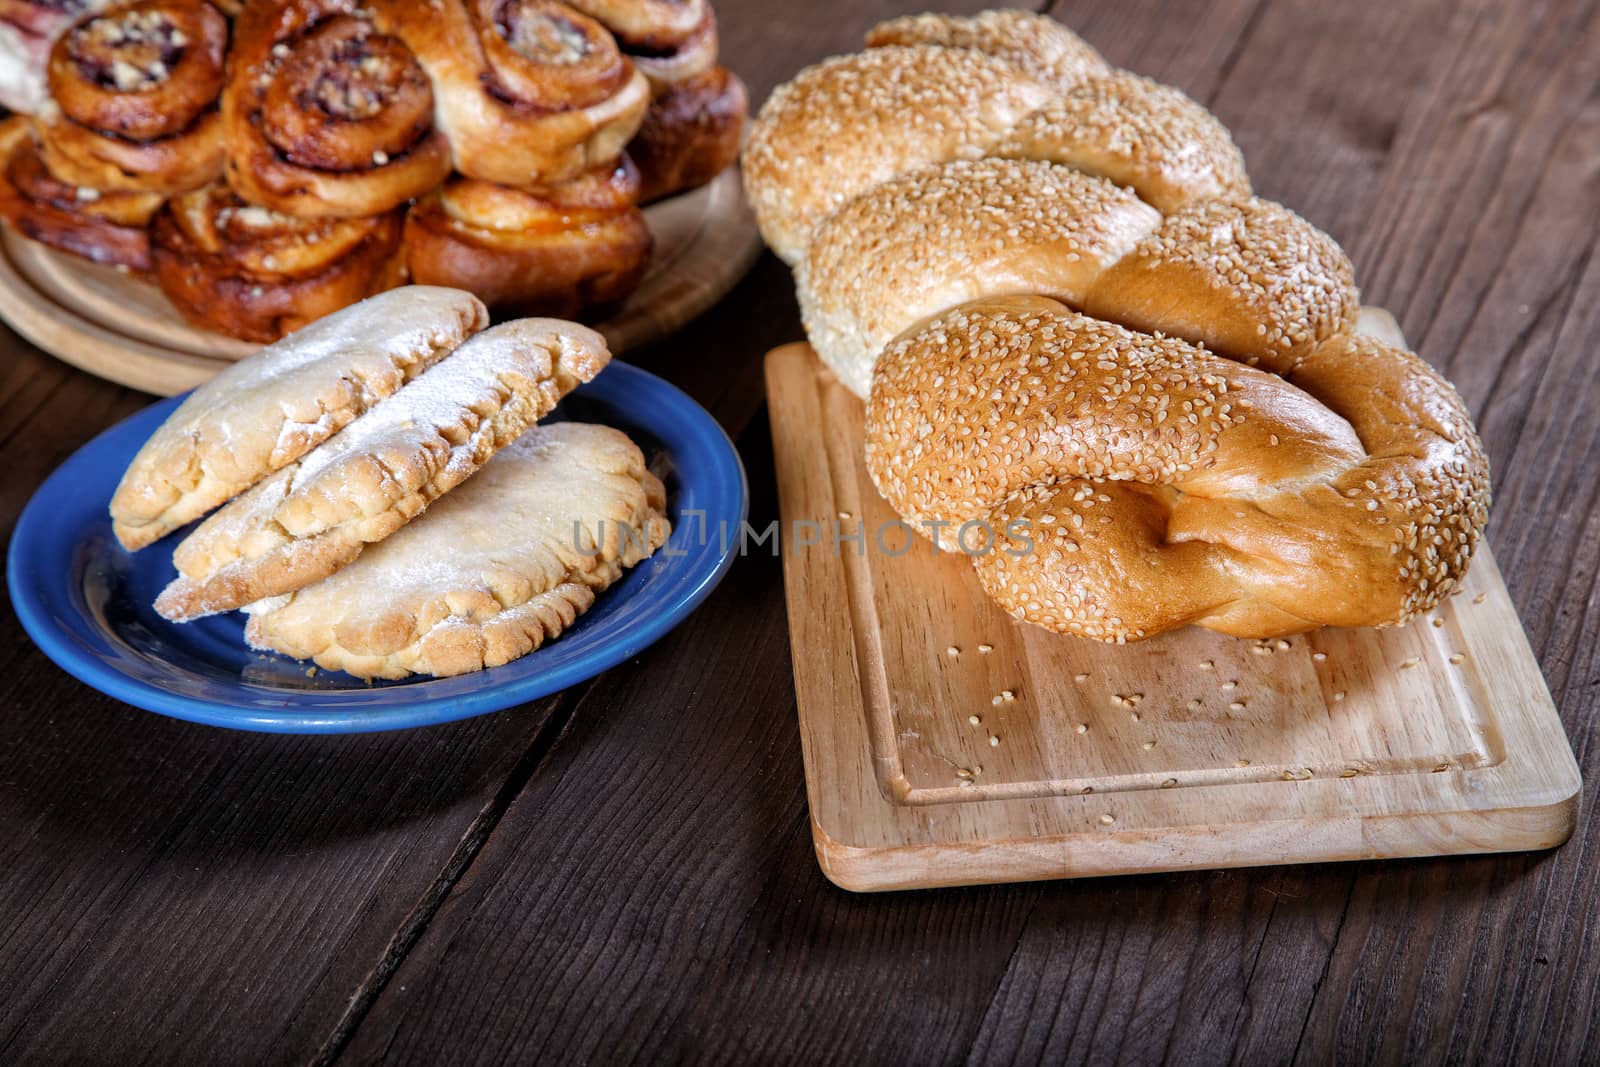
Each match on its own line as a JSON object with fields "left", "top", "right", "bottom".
{"left": 867, "top": 297, "right": 1489, "bottom": 640}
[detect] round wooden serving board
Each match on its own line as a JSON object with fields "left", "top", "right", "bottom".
{"left": 0, "top": 165, "right": 761, "bottom": 396}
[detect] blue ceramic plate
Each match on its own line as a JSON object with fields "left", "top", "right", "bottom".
{"left": 7, "top": 362, "right": 746, "bottom": 734}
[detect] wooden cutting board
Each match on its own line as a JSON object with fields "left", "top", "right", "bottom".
{"left": 766, "top": 309, "right": 1581, "bottom": 892}
{"left": 0, "top": 165, "right": 760, "bottom": 396}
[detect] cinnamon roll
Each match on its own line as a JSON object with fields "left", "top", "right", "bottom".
{"left": 372, "top": 0, "right": 651, "bottom": 188}
{"left": 405, "top": 157, "right": 651, "bottom": 318}
{"left": 33, "top": 0, "right": 226, "bottom": 196}
{"left": 0, "top": 114, "right": 158, "bottom": 268}
{"left": 222, "top": 0, "right": 453, "bottom": 219}
{"left": 566, "top": 0, "right": 717, "bottom": 91}
{"left": 152, "top": 181, "right": 405, "bottom": 341}
{"left": 0, "top": 0, "right": 111, "bottom": 114}
{"left": 628, "top": 64, "right": 744, "bottom": 202}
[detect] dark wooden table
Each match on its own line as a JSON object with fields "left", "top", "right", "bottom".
{"left": 3, "top": 1, "right": 1597, "bottom": 1063}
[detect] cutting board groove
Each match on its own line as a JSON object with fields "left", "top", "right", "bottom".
{"left": 766, "top": 310, "right": 1580, "bottom": 892}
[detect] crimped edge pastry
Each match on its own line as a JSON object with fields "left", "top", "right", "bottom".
{"left": 154, "top": 316, "right": 610, "bottom": 621}
{"left": 243, "top": 421, "right": 670, "bottom": 680}
{"left": 109, "top": 286, "right": 488, "bottom": 551}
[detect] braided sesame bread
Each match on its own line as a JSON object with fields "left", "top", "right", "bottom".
{"left": 744, "top": 10, "right": 1491, "bottom": 640}
{"left": 867, "top": 296, "right": 1488, "bottom": 640}
{"left": 741, "top": 44, "right": 1054, "bottom": 265}
{"left": 864, "top": 8, "right": 1108, "bottom": 94}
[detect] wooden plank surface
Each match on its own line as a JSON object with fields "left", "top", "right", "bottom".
{"left": 766, "top": 331, "right": 1578, "bottom": 890}
{"left": 0, "top": 0, "right": 1597, "bottom": 1062}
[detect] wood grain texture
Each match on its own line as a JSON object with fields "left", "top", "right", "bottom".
{"left": 0, "top": 0, "right": 1597, "bottom": 1062}
{"left": 766, "top": 328, "right": 1578, "bottom": 890}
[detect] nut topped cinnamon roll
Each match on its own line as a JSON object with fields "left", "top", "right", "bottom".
{"left": 34, "top": 0, "right": 226, "bottom": 196}
{"left": 373, "top": 0, "right": 650, "bottom": 188}
{"left": 406, "top": 155, "right": 651, "bottom": 318}
{"left": 151, "top": 180, "right": 406, "bottom": 341}
{"left": 0, "top": 113, "right": 159, "bottom": 268}
{"left": 222, "top": 0, "right": 453, "bottom": 218}
{"left": 566, "top": 0, "right": 717, "bottom": 90}
{"left": 627, "top": 63, "right": 744, "bottom": 202}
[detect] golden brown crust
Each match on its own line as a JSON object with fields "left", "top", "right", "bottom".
{"left": 799, "top": 157, "right": 1160, "bottom": 397}
{"left": 242, "top": 422, "right": 668, "bottom": 679}
{"left": 627, "top": 64, "right": 744, "bottom": 203}
{"left": 563, "top": 0, "right": 708, "bottom": 53}
{"left": 993, "top": 71, "right": 1250, "bottom": 213}
{"left": 866, "top": 296, "right": 1489, "bottom": 640}
{"left": 371, "top": 0, "right": 651, "bottom": 189}
{"left": 569, "top": 0, "right": 717, "bottom": 90}
{"left": 742, "top": 44, "right": 1054, "bottom": 265}
{"left": 865, "top": 9, "right": 1108, "bottom": 92}
{"left": 749, "top": 13, "right": 1491, "bottom": 642}
{"left": 1082, "top": 197, "right": 1359, "bottom": 374}
{"left": 405, "top": 159, "right": 651, "bottom": 318}
{"left": 221, "top": 0, "right": 453, "bottom": 218}
{"left": 0, "top": 114, "right": 157, "bottom": 268}
{"left": 34, "top": 0, "right": 227, "bottom": 195}
{"left": 626, "top": 7, "right": 715, "bottom": 91}
{"left": 151, "top": 181, "right": 406, "bottom": 343}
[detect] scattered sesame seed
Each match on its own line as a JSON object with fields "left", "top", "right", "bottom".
{"left": 969, "top": 714, "right": 981, "bottom": 725}
{"left": 1099, "top": 813, "right": 1115, "bottom": 824}
{"left": 1075, "top": 723, "right": 1088, "bottom": 734}
{"left": 978, "top": 644, "right": 993, "bottom": 654}
{"left": 1449, "top": 653, "right": 1465, "bottom": 664}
